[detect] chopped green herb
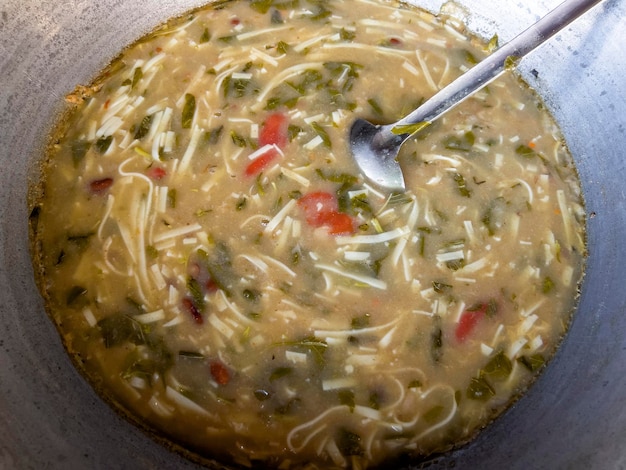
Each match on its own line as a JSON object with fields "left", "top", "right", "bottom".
{"left": 340, "top": 28, "right": 356, "bottom": 41}
{"left": 367, "top": 98, "right": 384, "bottom": 116}
{"left": 504, "top": 55, "right": 519, "bottom": 70}
{"left": 131, "top": 67, "right": 143, "bottom": 88}
{"left": 167, "top": 188, "right": 177, "bottom": 208}
{"left": 311, "top": 122, "right": 331, "bottom": 147}
{"left": 517, "top": 354, "right": 545, "bottom": 372}
{"left": 200, "top": 27, "right": 211, "bottom": 43}
{"left": 487, "top": 34, "right": 499, "bottom": 53}
{"left": 463, "top": 50, "right": 478, "bottom": 65}
{"left": 182, "top": 93, "right": 196, "bottom": 129}
{"left": 236, "top": 196, "right": 247, "bottom": 211}
{"left": 187, "top": 277, "right": 206, "bottom": 310}
{"left": 97, "top": 313, "right": 145, "bottom": 348}
{"left": 482, "top": 351, "right": 512, "bottom": 380}
{"left": 390, "top": 121, "right": 430, "bottom": 136}
{"left": 230, "top": 130, "right": 248, "bottom": 147}
{"left": 516, "top": 144, "right": 537, "bottom": 158}
{"left": 71, "top": 140, "right": 91, "bottom": 166}
{"left": 431, "top": 315, "right": 443, "bottom": 362}
{"left": 95, "top": 135, "right": 113, "bottom": 154}
{"left": 453, "top": 172, "right": 472, "bottom": 198}
{"left": 542, "top": 276, "right": 555, "bottom": 294}
{"left": 443, "top": 131, "right": 475, "bottom": 152}
{"left": 432, "top": 281, "right": 453, "bottom": 293}
{"left": 351, "top": 313, "right": 371, "bottom": 329}
{"left": 145, "top": 245, "right": 159, "bottom": 259}
{"left": 276, "top": 40, "right": 290, "bottom": 54}
{"left": 466, "top": 376, "right": 495, "bottom": 401}
{"left": 204, "top": 125, "right": 224, "bottom": 145}
{"left": 66, "top": 286, "right": 87, "bottom": 306}
{"left": 133, "top": 115, "right": 153, "bottom": 140}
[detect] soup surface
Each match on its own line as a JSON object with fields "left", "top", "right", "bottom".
{"left": 30, "top": 0, "right": 586, "bottom": 468}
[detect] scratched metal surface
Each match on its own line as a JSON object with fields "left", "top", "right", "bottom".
{"left": 0, "top": 0, "right": 624, "bottom": 468}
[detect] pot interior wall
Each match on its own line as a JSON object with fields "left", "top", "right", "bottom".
{"left": 1, "top": 0, "right": 625, "bottom": 468}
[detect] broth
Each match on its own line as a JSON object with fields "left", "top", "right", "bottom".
{"left": 30, "top": 0, "right": 586, "bottom": 467}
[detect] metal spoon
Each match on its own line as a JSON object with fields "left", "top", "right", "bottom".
{"left": 349, "top": 0, "right": 602, "bottom": 193}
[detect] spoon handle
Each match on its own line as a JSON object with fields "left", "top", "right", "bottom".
{"left": 390, "top": 0, "right": 603, "bottom": 134}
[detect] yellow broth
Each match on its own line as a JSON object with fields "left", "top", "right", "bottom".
{"left": 30, "top": 0, "right": 586, "bottom": 467}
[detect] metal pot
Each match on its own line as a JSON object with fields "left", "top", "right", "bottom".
{"left": 1, "top": 0, "right": 624, "bottom": 468}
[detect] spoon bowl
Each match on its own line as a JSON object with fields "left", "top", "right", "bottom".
{"left": 349, "top": 0, "right": 603, "bottom": 193}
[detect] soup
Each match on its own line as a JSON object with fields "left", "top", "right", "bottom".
{"left": 29, "top": 0, "right": 586, "bottom": 467}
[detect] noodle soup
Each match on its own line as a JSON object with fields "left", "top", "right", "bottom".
{"left": 30, "top": 0, "right": 586, "bottom": 467}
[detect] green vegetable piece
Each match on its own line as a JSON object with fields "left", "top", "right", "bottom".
{"left": 516, "top": 144, "right": 537, "bottom": 158}
{"left": 222, "top": 71, "right": 259, "bottom": 99}
{"left": 182, "top": 93, "right": 196, "bottom": 129}
{"left": 504, "top": 55, "right": 520, "bottom": 70}
{"left": 131, "top": 67, "right": 143, "bottom": 88}
{"left": 463, "top": 50, "right": 478, "bottom": 65}
{"left": 542, "top": 276, "right": 555, "bottom": 294}
{"left": 249, "top": 0, "right": 273, "bottom": 13}
{"left": 145, "top": 245, "right": 159, "bottom": 259}
{"left": 337, "top": 428, "right": 364, "bottom": 457}
{"left": 309, "top": 4, "right": 332, "bottom": 20}
{"left": 205, "top": 125, "right": 224, "bottom": 145}
{"left": 340, "top": 28, "right": 356, "bottom": 41}
{"left": 444, "top": 131, "right": 475, "bottom": 152}
{"left": 95, "top": 135, "right": 113, "bottom": 154}
{"left": 274, "top": 337, "right": 328, "bottom": 365}
{"left": 482, "top": 197, "right": 506, "bottom": 236}
{"left": 431, "top": 315, "right": 443, "bottom": 362}
{"left": 236, "top": 196, "right": 247, "bottom": 211}
{"left": 71, "top": 140, "right": 91, "bottom": 167}
{"left": 97, "top": 313, "right": 145, "bottom": 348}
{"left": 338, "top": 389, "right": 355, "bottom": 411}
{"left": 203, "top": 242, "right": 235, "bottom": 296}
{"left": 133, "top": 115, "right": 153, "bottom": 140}
{"left": 482, "top": 351, "right": 513, "bottom": 381}
{"left": 269, "top": 366, "right": 293, "bottom": 382}
{"left": 517, "top": 354, "right": 546, "bottom": 372}
{"left": 487, "top": 34, "right": 499, "bottom": 53}
{"left": 218, "top": 34, "right": 237, "bottom": 44}
{"left": 200, "top": 27, "right": 211, "bottom": 43}
{"left": 187, "top": 277, "right": 205, "bottom": 310}
{"left": 351, "top": 313, "right": 371, "bottom": 330}
{"left": 230, "top": 130, "right": 247, "bottom": 147}
{"left": 271, "top": 9, "right": 283, "bottom": 24}
{"left": 453, "top": 172, "right": 472, "bottom": 197}
{"left": 167, "top": 188, "right": 177, "bottom": 208}
{"left": 311, "top": 122, "right": 331, "bottom": 148}
{"left": 466, "top": 376, "right": 495, "bottom": 401}
{"left": 66, "top": 286, "right": 87, "bottom": 306}
{"left": 276, "top": 40, "right": 290, "bottom": 54}
{"left": 390, "top": 121, "right": 430, "bottom": 136}
{"left": 367, "top": 98, "right": 384, "bottom": 117}
{"left": 432, "top": 281, "right": 453, "bottom": 294}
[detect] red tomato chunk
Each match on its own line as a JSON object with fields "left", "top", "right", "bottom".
{"left": 298, "top": 191, "right": 355, "bottom": 235}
